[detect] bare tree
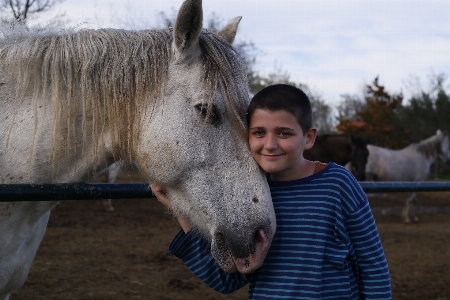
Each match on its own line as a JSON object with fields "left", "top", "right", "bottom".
{"left": 0, "top": 0, "right": 64, "bottom": 22}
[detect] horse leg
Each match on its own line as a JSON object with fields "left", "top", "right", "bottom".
{"left": 102, "top": 169, "right": 114, "bottom": 212}
{"left": 402, "top": 192, "right": 418, "bottom": 223}
{"left": 101, "top": 162, "right": 122, "bottom": 212}
{"left": 410, "top": 192, "right": 419, "bottom": 222}
{"left": 402, "top": 194, "right": 411, "bottom": 223}
{"left": 102, "top": 200, "right": 114, "bottom": 212}
{"left": 102, "top": 201, "right": 114, "bottom": 211}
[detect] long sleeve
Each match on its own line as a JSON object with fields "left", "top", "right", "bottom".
{"left": 340, "top": 175, "right": 392, "bottom": 299}
{"left": 345, "top": 201, "right": 392, "bottom": 299}
{"left": 169, "top": 230, "right": 248, "bottom": 294}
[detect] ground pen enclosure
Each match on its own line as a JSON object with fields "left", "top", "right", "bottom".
{"left": 3, "top": 173, "right": 450, "bottom": 300}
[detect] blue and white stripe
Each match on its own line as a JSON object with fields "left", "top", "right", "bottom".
{"left": 169, "top": 162, "right": 391, "bottom": 299}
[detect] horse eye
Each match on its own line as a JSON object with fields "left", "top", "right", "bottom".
{"left": 194, "top": 103, "right": 220, "bottom": 125}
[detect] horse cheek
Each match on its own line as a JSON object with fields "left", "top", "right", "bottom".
{"left": 137, "top": 141, "right": 185, "bottom": 185}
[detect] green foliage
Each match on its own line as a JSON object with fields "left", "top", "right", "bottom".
{"left": 336, "top": 76, "right": 406, "bottom": 148}
{"left": 336, "top": 73, "right": 450, "bottom": 150}
{"left": 397, "top": 73, "right": 450, "bottom": 142}
{"left": 310, "top": 97, "right": 334, "bottom": 134}
{"left": 336, "top": 94, "right": 366, "bottom": 122}
{"left": 435, "top": 89, "right": 450, "bottom": 131}
{"left": 360, "top": 77, "right": 405, "bottom": 148}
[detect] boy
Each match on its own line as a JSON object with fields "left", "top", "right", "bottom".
{"left": 151, "top": 84, "right": 392, "bottom": 299}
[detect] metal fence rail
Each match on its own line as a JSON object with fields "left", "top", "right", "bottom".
{"left": 0, "top": 183, "right": 152, "bottom": 202}
{"left": 360, "top": 181, "right": 450, "bottom": 193}
{"left": 1, "top": 181, "right": 450, "bottom": 202}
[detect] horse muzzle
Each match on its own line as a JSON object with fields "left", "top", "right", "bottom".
{"left": 210, "top": 222, "right": 275, "bottom": 274}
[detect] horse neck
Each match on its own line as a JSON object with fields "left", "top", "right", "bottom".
{"left": 409, "top": 134, "right": 444, "bottom": 161}
{"left": 2, "top": 29, "right": 172, "bottom": 179}
{"left": 329, "top": 135, "right": 354, "bottom": 164}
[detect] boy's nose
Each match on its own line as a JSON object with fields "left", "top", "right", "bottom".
{"left": 264, "top": 134, "right": 278, "bottom": 150}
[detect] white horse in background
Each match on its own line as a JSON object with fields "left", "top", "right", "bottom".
{"left": 0, "top": 0, "right": 276, "bottom": 298}
{"left": 93, "top": 161, "right": 124, "bottom": 212}
{"left": 365, "top": 130, "right": 450, "bottom": 223}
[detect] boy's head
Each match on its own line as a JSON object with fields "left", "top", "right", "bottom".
{"left": 247, "top": 84, "right": 317, "bottom": 181}
{"left": 247, "top": 84, "right": 313, "bottom": 135}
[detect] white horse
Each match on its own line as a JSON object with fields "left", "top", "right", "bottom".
{"left": 365, "top": 130, "right": 450, "bottom": 223}
{"left": 0, "top": 1, "right": 276, "bottom": 298}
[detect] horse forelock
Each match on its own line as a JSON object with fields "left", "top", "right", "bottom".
{"left": 1, "top": 27, "right": 250, "bottom": 173}
{"left": 198, "top": 30, "right": 249, "bottom": 140}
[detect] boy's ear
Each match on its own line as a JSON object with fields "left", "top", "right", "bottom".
{"left": 304, "top": 127, "right": 317, "bottom": 150}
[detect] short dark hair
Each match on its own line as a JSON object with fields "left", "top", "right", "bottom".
{"left": 247, "top": 84, "right": 312, "bottom": 134}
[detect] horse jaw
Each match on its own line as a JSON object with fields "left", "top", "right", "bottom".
{"left": 161, "top": 166, "right": 276, "bottom": 274}
{"left": 137, "top": 93, "right": 277, "bottom": 274}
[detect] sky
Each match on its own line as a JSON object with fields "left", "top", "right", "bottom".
{"left": 26, "top": 0, "right": 450, "bottom": 108}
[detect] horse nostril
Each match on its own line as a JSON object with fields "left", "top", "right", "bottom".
{"left": 252, "top": 197, "right": 259, "bottom": 203}
{"left": 253, "top": 229, "right": 263, "bottom": 244}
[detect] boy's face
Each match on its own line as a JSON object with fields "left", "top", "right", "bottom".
{"left": 249, "top": 109, "right": 316, "bottom": 181}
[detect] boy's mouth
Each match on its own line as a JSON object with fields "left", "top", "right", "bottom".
{"left": 261, "top": 153, "right": 282, "bottom": 159}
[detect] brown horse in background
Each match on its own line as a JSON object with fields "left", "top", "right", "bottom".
{"left": 304, "top": 134, "right": 369, "bottom": 181}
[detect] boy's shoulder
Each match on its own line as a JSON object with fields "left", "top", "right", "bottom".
{"left": 269, "top": 162, "right": 356, "bottom": 188}
{"left": 319, "top": 163, "right": 368, "bottom": 208}
{"left": 318, "top": 162, "right": 353, "bottom": 176}
{"left": 314, "top": 161, "right": 354, "bottom": 180}
{"left": 314, "top": 162, "right": 365, "bottom": 194}
{"left": 270, "top": 162, "right": 367, "bottom": 213}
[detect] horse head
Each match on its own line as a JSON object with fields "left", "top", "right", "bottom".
{"left": 350, "top": 135, "right": 369, "bottom": 181}
{"left": 134, "top": 0, "right": 275, "bottom": 274}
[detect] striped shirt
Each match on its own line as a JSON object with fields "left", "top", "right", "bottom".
{"left": 169, "top": 162, "right": 392, "bottom": 299}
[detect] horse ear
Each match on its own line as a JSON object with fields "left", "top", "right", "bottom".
{"left": 174, "top": 0, "right": 203, "bottom": 52}
{"left": 218, "top": 16, "right": 242, "bottom": 44}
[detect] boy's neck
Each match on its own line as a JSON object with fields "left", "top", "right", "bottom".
{"left": 268, "top": 158, "right": 316, "bottom": 181}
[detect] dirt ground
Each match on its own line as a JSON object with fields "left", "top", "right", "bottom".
{"left": 10, "top": 170, "right": 450, "bottom": 300}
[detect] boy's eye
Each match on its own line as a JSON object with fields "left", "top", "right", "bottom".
{"left": 278, "top": 131, "right": 292, "bottom": 138}
{"left": 251, "top": 130, "right": 265, "bottom": 137}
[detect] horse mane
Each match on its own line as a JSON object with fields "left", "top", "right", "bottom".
{"left": 0, "top": 27, "right": 248, "bottom": 172}
{"left": 407, "top": 132, "right": 445, "bottom": 158}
